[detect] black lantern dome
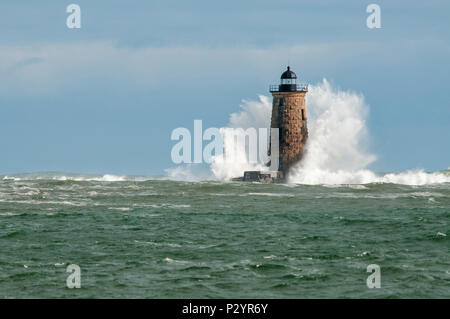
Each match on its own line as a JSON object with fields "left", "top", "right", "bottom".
{"left": 281, "top": 66, "right": 297, "bottom": 79}
{"left": 269, "top": 66, "right": 308, "bottom": 93}
{"left": 279, "top": 66, "right": 297, "bottom": 91}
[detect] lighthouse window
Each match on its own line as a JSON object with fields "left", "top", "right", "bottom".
{"left": 301, "top": 109, "right": 305, "bottom": 120}
{"left": 281, "top": 79, "right": 296, "bottom": 85}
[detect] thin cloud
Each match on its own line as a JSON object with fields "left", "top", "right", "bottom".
{"left": 0, "top": 41, "right": 373, "bottom": 97}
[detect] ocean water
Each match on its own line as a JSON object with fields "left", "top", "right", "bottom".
{"left": 0, "top": 173, "right": 449, "bottom": 298}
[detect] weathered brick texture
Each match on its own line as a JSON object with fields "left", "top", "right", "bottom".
{"left": 270, "top": 91, "right": 308, "bottom": 174}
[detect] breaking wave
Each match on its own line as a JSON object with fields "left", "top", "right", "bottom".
{"left": 1, "top": 173, "right": 152, "bottom": 182}
{"left": 209, "top": 79, "right": 450, "bottom": 185}
{"left": 210, "top": 95, "right": 272, "bottom": 180}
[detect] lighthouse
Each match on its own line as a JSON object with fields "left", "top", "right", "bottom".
{"left": 234, "top": 66, "right": 308, "bottom": 183}
{"left": 269, "top": 66, "right": 308, "bottom": 177}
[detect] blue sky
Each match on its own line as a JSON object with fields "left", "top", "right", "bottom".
{"left": 0, "top": 0, "right": 449, "bottom": 175}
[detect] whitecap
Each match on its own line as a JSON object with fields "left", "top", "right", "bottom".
{"left": 246, "top": 192, "right": 294, "bottom": 197}
{"left": 0, "top": 212, "right": 19, "bottom": 216}
{"left": 410, "top": 192, "right": 444, "bottom": 198}
{"left": 2, "top": 176, "right": 21, "bottom": 181}
{"left": 163, "top": 257, "right": 187, "bottom": 264}
{"left": 357, "top": 251, "right": 370, "bottom": 257}
{"left": 348, "top": 184, "right": 367, "bottom": 190}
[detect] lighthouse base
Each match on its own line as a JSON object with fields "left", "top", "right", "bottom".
{"left": 231, "top": 171, "right": 285, "bottom": 183}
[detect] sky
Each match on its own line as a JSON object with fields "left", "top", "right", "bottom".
{"left": 0, "top": 0, "right": 449, "bottom": 175}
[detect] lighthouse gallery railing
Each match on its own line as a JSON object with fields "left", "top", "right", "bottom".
{"left": 269, "top": 84, "right": 308, "bottom": 92}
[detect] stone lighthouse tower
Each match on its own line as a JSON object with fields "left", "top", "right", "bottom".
{"left": 269, "top": 66, "right": 308, "bottom": 177}
{"left": 234, "top": 66, "right": 308, "bottom": 183}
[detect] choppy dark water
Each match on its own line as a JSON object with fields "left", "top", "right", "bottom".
{"left": 0, "top": 174, "right": 449, "bottom": 298}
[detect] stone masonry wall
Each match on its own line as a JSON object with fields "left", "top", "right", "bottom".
{"left": 270, "top": 91, "right": 308, "bottom": 174}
